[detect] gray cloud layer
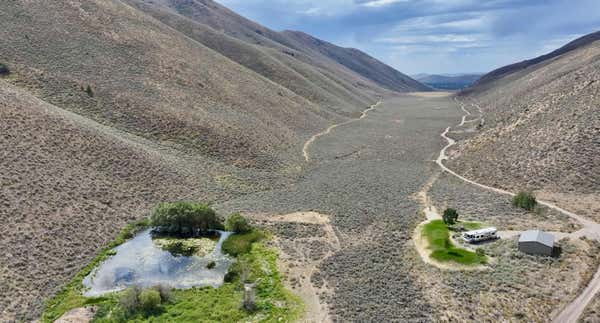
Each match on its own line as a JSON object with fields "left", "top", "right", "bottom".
{"left": 218, "top": 0, "right": 600, "bottom": 74}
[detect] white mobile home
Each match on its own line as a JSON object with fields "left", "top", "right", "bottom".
{"left": 462, "top": 227, "right": 498, "bottom": 243}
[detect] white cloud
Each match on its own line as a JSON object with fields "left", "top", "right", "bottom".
{"left": 361, "top": 0, "right": 409, "bottom": 8}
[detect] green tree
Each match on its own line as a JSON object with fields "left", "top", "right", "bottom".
{"left": 138, "top": 288, "right": 161, "bottom": 313}
{"left": 225, "top": 213, "right": 251, "bottom": 233}
{"left": 150, "top": 202, "right": 221, "bottom": 236}
{"left": 512, "top": 191, "right": 537, "bottom": 211}
{"left": 442, "top": 208, "right": 459, "bottom": 225}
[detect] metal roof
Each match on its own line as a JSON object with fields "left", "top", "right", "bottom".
{"left": 519, "top": 230, "right": 554, "bottom": 248}
{"left": 464, "top": 227, "right": 497, "bottom": 235}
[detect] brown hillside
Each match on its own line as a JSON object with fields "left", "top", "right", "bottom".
{"left": 281, "top": 30, "right": 432, "bottom": 92}
{"left": 127, "top": 0, "right": 425, "bottom": 94}
{"left": 0, "top": 80, "right": 228, "bottom": 321}
{"left": 124, "top": 0, "right": 378, "bottom": 115}
{"left": 0, "top": 0, "right": 333, "bottom": 169}
{"left": 0, "top": 0, "right": 427, "bottom": 320}
{"left": 451, "top": 35, "right": 600, "bottom": 211}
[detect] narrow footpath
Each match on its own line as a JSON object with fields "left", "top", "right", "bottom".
{"left": 302, "top": 101, "right": 382, "bottom": 162}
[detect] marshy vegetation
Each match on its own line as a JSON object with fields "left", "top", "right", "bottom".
{"left": 41, "top": 203, "right": 303, "bottom": 322}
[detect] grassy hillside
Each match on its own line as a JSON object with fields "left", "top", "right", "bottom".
{"left": 452, "top": 34, "right": 600, "bottom": 200}
{"left": 124, "top": 0, "right": 377, "bottom": 115}
{"left": 0, "top": 0, "right": 330, "bottom": 169}
{"left": 281, "top": 30, "right": 431, "bottom": 92}
{"left": 0, "top": 79, "right": 226, "bottom": 321}
{"left": 0, "top": 0, "right": 426, "bottom": 320}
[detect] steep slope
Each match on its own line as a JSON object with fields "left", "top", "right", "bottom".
{"left": 451, "top": 33, "right": 600, "bottom": 215}
{"left": 126, "top": 0, "right": 427, "bottom": 94}
{"left": 0, "top": 0, "right": 338, "bottom": 169}
{"left": 0, "top": 79, "right": 228, "bottom": 321}
{"left": 0, "top": 0, "right": 426, "bottom": 320}
{"left": 471, "top": 31, "right": 600, "bottom": 88}
{"left": 281, "top": 30, "right": 431, "bottom": 92}
{"left": 123, "top": 0, "right": 377, "bottom": 115}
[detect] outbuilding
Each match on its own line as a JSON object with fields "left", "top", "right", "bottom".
{"left": 518, "top": 230, "right": 554, "bottom": 256}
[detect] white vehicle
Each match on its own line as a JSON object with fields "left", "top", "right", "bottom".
{"left": 462, "top": 227, "right": 498, "bottom": 243}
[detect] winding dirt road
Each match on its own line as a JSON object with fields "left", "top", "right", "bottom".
{"left": 302, "top": 101, "right": 382, "bottom": 162}
{"left": 444, "top": 98, "right": 600, "bottom": 323}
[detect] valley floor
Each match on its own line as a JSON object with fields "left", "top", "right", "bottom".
{"left": 4, "top": 92, "right": 598, "bottom": 322}
{"left": 216, "top": 93, "right": 599, "bottom": 322}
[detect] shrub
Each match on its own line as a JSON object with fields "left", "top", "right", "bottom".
{"left": 442, "top": 208, "right": 459, "bottom": 225}
{"left": 85, "top": 85, "right": 94, "bottom": 97}
{"left": 151, "top": 201, "right": 222, "bottom": 236}
{"left": 0, "top": 63, "right": 9, "bottom": 75}
{"left": 139, "top": 289, "right": 161, "bottom": 313}
{"left": 152, "top": 285, "right": 172, "bottom": 303}
{"left": 119, "top": 286, "right": 140, "bottom": 314}
{"left": 512, "top": 191, "right": 537, "bottom": 211}
{"left": 476, "top": 248, "right": 485, "bottom": 258}
{"left": 206, "top": 261, "right": 216, "bottom": 269}
{"left": 222, "top": 230, "right": 264, "bottom": 256}
{"left": 225, "top": 213, "right": 251, "bottom": 233}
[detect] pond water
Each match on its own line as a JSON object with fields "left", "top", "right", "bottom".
{"left": 83, "top": 229, "right": 233, "bottom": 296}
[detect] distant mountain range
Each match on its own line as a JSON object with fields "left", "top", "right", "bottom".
{"left": 411, "top": 73, "right": 483, "bottom": 90}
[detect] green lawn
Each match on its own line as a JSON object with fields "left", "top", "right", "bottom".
{"left": 422, "top": 220, "right": 486, "bottom": 265}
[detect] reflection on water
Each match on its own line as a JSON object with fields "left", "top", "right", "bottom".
{"left": 83, "top": 229, "right": 233, "bottom": 296}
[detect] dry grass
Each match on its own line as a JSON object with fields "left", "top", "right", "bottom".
{"left": 0, "top": 81, "right": 227, "bottom": 321}
{"left": 411, "top": 236, "right": 600, "bottom": 321}
{"left": 581, "top": 286, "right": 600, "bottom": 322}
{"left": 451, "top": 41, "right": 600, "bottom": 197}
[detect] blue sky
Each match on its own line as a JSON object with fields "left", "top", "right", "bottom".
{"left": 217, "top": 0, "right": 600, "bottom": 74}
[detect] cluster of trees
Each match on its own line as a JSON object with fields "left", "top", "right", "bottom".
{"left": 150, "top": 202, "right": 221, "bottom": 236}
{"left": 150, "top": 202, "right": 254, "bottom": 237}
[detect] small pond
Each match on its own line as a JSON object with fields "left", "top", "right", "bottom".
{"left": 83, "top": 229, "right": 233, "bottom": 297}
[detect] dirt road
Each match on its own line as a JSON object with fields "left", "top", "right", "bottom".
{"left": 448, "top": 99, "right": 600, "bottom": 323}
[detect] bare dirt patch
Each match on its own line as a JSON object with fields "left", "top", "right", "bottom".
{"left": 55, "top": 306, "right": 96, "bottom": 323}
{"left": 248, "top": 212, "right": 340, "bottom": 323}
